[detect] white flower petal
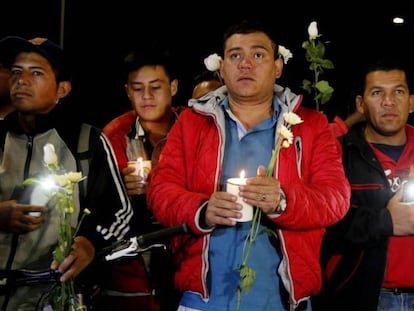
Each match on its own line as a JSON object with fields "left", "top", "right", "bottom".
{"left": 308, "top": 21, "right": 319, "bottom": 39}
{"left": 204, "top": 53, "right": 222, "bottom": 72}
{"left": 278, "top": 45, "right": 293, "bottom": 64}
{"left": 279, "top": 125, "right": 293, "bottom": 141}
{"left": 43, "top": 143, "right": 58, "bottom": 166}
{"left": 282, "top": 140, "right": 291, "bottom": 148}
{"left": 283, "top": 112, "right": 303, "bottom": 125}
{"left": 66, "top": 172, "right": 83, "bottom": 183}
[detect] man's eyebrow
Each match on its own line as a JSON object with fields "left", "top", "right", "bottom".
{"left": 11, "top": 64, "right": 45, "bottom": 70}
{"left": 226, "top": 45, "right": 270, "bottom": 53}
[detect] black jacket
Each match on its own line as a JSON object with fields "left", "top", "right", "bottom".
{"left": 312, "top": 123, "right": 395, "bottom": 311}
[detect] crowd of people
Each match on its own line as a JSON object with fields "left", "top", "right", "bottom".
{"left": 0, "top": 18, "right": 413, "bottom": 311}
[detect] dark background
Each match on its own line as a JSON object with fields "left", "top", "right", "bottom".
{"left": 1, "top": 1, "right": 413, "bottom": 128}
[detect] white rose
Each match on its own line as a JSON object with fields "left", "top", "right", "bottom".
{"left": 51, "top": 174, "right": 67, "bottom": 187}
{"left": 65, "top": 172, "right": 83, "bottom": 183}
{"left": 283, "top": 112, "right": 303, "bottom": 125}
{"left": 281, "top": 140, "right": 291, "bottom": 148}
{"left": 308, "top": 21, "right": 319, "bottom": 40}
{"left": 43, "top": 143, "right": 58, "bottom": 166}
{"left": 52, "top": 172, "right": 83, "bottom": 187}
{"left": 278, "top": 45, "right": 293, "bottom": 64}
{"left": 279, "top": 125, "right": 293, "bottom": 145}
{"left": 204, "top": 53, "right": 222, "bottom": 72}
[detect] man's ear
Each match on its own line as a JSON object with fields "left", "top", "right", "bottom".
{"left": 170, "top": 79, "right": 179, "bottom": 96}
{"left": 355, "top": 95, "right": 364, "bottom": 114}
{"left": 57, "top": 81, "right": 72, "bottom": 100}
{"left": 408, "top": 94, "right": 414, "bottom": 113}
{"left": 274, "top": 57, "right": 283, "bottom": 79}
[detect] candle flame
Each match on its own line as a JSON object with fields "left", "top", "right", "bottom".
{"left": 239, "top": 170, "right": 245, "bottom": 179}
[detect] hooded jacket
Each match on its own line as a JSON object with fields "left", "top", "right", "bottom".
{"left": 0, "top": 106, "right": 133, "bottom": 310}
{"left": 147, "top": 85, "right": 350, "bottom": 308}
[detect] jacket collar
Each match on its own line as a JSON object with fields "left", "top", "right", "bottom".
{"left": 188, "top": 84, "right": 302, "bottom": 115}
{"left": 3, "top": 105, "right": 62, "bottom": 135}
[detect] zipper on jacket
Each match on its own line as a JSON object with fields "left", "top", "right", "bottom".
{"left": 295, "top": 137, "right": 302, "bottom": 179}
{"left": 1, "top": 135, "right": 35, "bottom": 310}
{"left": 23, "top": 135, "right": 34, "bottom": 179}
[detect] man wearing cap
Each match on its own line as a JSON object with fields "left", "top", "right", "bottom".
{"left": 0, "top": 36, "right": 133, "bottom": 310}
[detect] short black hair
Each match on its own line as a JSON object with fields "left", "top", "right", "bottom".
{"left": 122, "top": 45, "right": 178, "bottom": 82}
{"left": 354, "top": 55, "right": 413, "bottom": 96}
{"left": 222, "top": 19, "right": 278, "bottom": 58}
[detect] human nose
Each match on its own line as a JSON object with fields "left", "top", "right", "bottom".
{"left": 14, "top": 72, "right": 30, "bottom": 85}
{"left": 238, "top": 55, "right": 253, "bottom": 69}
{"left": 142, "top": 87, "right": 154, "bottom": 99}
{"left": 382, "top": 92, "right": 396, "bottom": 106}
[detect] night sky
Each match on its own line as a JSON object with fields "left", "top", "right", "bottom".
{"left": 1, "top": 1, "right": 413, "bottom": 127}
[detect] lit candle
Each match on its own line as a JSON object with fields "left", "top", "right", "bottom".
{"left": 226, "top": 169, "right": 253, "bottom": 222}
{"left": 239, "top": 170, "right": 246, "bottom": 181}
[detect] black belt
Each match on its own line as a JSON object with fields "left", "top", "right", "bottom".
{"left": 382, "top": 287, "right": 414, "bottom": 294}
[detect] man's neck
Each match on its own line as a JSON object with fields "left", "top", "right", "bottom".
{"left": 364, "top": 126, "right": 407, "bottom": 146}
{"left": 228, "top": 100, "right": 273, "bottom": 130}
{"left": 140, "top": 113, "right": 174, "bottom": 145}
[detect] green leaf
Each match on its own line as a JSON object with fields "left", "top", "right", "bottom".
{"left": 321, "top": 92, "right": 333, "bottom": 105}
{"left": 22, "top": 178, "right": 40, "bottom": 186}
{"left": 320, "top": 59, "right": 335, "bottom": 69}
{"left": 315, "top": 81, "right": 334, "bottom": 105}
{"left": 309, "top": 62, "right": 320, "bottom": 71}
{"left": 302, "top": 41, "right": 310, "bottom": 49}
{"left": 239, "top": 265, "right": 256, "bottom": 294}
{"left": 315, "top": 41, "right": 326, "bottom": 56}
{"left": 315, "top": 80, "right": 331, "bottom": 93}
{"left": 263, "top": 227, "right": 278, "bottom": 239}
{"left": 302, "top": 79, "right": 312, "bottom": 93}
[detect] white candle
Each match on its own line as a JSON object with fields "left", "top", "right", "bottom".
{"left": 226, "top": 170, "right": 253, "bottom": 222}
{"left": 137, "top": 157, "right": 144, "bottom": 179}
{"left": 127, "top": 157, "right": 152, "bottom": 184}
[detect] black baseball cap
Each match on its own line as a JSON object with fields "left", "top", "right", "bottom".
{"left": 0, "top": 36, "right": 71, "bottom": 81}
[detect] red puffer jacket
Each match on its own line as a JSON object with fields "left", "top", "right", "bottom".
{"left": 147, "top": 85, "right": 350, "bottom": 308}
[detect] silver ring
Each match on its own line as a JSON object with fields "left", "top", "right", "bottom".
{"left": 260, "top": 194, "right": 266, "bottom": 201}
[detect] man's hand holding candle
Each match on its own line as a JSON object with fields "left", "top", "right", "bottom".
{"left": 202, "top": 165, "right": 283, "bottom": 228}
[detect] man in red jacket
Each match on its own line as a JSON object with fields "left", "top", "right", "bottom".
{"left": 101, "top": 46, "right": 183, "bottom": 311}
{"left": 147, "top": 19, "right": 350, "bottom": 311}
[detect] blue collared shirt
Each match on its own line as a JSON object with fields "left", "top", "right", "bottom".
{"left": 180, "top": 97, "right": 285, "bottom": 310}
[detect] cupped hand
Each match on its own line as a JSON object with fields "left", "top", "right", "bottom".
{"left": 0, "top": 200, "right": 47, "bottom": 233}
{"left": 239, "top": 165, "right": 282, "bottom": 215}
{"left": 204, "top": 191, "right": 241, "bottom": 227}
{"left": 121, "top": 165, "right": 147, "bottom": 196}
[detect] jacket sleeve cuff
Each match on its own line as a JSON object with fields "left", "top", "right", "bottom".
{"left": 196, "top": 202, "right": 215, "bottom": 232}
{"left": 267, "top": 189, "right": 287, "bottom": 218}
